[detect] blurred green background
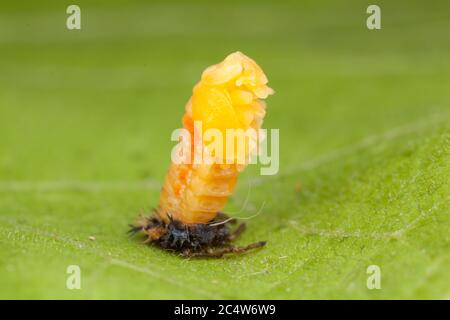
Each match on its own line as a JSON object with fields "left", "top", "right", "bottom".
{"left": 0, "top": 0, "right": 449, "bottom": 299}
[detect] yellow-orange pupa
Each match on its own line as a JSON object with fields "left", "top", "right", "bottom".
{"left": 131, "top": 52, "right": 273, "bottom": 257}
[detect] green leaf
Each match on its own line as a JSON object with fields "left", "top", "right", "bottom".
{"left": 0, "top": 0, "right": 449, "bottom": 299}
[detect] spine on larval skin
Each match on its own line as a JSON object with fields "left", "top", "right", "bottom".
{"left": 158, "top": 52, "right": 274, "bottom": 225}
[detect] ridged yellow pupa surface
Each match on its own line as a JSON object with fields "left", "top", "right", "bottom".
{"left": 158, "top": 52, "right": 273, "bottom": 224}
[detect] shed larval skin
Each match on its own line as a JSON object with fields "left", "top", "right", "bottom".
{"left": 158, "top": 52, "right": 274, "bottom": 224}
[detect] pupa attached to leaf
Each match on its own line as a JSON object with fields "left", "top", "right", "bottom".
{"left": 130, "top": 52, "right": 274, "bottom": 257}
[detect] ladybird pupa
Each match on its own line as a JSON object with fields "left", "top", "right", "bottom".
{"left": 130, "top": 52, "right": 273, "bottom": 257}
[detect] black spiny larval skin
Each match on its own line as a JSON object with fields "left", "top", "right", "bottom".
{"left": 157, "top": 218, "right": 231, "bottom": 250}
{"left": 129, "top": 211, "right": 265, "bottom": 258}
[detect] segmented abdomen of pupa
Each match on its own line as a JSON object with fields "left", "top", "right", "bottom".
{"left": 158, "top": 52, "right": 273, "bottom": 224}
